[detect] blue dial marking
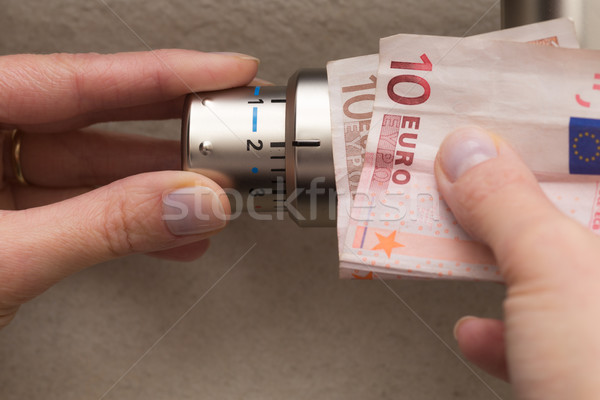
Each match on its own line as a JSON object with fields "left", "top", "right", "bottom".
{"left": 251, "top": 86, "right": 261, "bottom": 132}
{"left": 251, "top": 167, "right": 258, "bottom": 174}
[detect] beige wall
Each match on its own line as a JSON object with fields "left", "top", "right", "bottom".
{"left": 0, "top": 1, "right": 512, "bottom": 399}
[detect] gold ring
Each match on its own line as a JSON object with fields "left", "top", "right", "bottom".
{"left": 10, "top": 129, "right": 28, "bottom": 186}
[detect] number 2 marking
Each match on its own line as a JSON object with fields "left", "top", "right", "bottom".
{"left": 247, "top": 139, "right": 263, "bottom": 151}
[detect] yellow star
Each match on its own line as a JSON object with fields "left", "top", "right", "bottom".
{"left": 372, "top": 231, "right": 405, "bottom": 258}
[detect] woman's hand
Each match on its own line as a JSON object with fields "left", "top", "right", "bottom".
{"left": 0, "top": 50, "right": 259, "bottom": 328}
{"left": 436, "top": 127, "right": 600, "bottom": 399}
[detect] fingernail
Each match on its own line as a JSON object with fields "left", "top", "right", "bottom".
{"left": 439, "top": 127, "right": 498, "bottom": 182}
{"left": 249, "top": 77, "right": 275, "bottom": 86}
{"left": 162, "top": 186, "right": 227, "bottom": 236}
{"left": 453, "top": 315, "right": 477, "bottom": 340}
{"left": 211, "top": 52, "right": 260, "bottom": 63}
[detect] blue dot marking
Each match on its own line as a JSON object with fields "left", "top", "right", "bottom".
{"left": 251, "top": 167, "right": 258, "bottom": 174}
{"left": 254, "top": 86, "right": 261, "bottom": 96}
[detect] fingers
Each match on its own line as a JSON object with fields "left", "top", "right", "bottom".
{"left": 0, "top": 171, "right": 229, "bottom": 307}
{"left": 434, "top": 126, "right": 592, "bottom": 283}
{"left": 454, "top": 316, "right": 508, "bottom": 381}
{"left": 148, "top": 239, "right": 211, "bottom": 262}
{"left": 9, "top": 77, "right": 274, "bottom": 133}
{"left": 8, "top": 129, "right": 180, "bottom": 188}
{"left": 0, "top": 50, "right": 259, "bottom": 126}
{"left": 0, "top": 304, "right": 19, "bottom": 329}
{"left": 10, "top": 96, "right": 188, "bottom": 133}
{"left": 12, "top": 186, "right": 91, "bottom": 209}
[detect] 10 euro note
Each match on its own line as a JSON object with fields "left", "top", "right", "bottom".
{"left": 341, "top": 33, "right": 600, "bottom": 281}
{"left": 326, "top": 18, "right": 579, "bottom": 279}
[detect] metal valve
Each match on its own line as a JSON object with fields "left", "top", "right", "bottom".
{"left": 181, "top": 69, "right": 336, "bottom": 227}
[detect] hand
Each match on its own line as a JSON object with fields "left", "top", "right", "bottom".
{"left": 435, "top": 127, "right": 600, "bottom": 399}
{"left": 0, "top": 50, "right": 260, "bottom": 328}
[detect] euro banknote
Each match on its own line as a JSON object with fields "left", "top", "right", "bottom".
{"left": 327, "top": 18, "right": 580, "bottom": 279}
{"left": 339, "top": 29, "right": 600, "bottom": 281}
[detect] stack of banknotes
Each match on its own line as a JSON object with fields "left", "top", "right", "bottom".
{"left": 327, "top": 19, "right": 600, "bottom": 281}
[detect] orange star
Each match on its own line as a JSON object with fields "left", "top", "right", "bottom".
{"left": 371, "top": 231, "right": 404, "bottom": 258}
{"left": 352, "top": 271, "right": 373, "bottom": 280}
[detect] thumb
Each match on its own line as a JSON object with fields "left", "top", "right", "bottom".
{"left": 0, "top": 171, "right": 229, "bottom": 307}
{"left": 434, "top": 126, "right": 589, "bottom": 283}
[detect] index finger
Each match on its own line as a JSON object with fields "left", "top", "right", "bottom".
{"left": 0, "top": 50, "right": 259, "bottom": 126}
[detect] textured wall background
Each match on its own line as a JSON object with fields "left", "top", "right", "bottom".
{"left": 0, "top": 1, "right": 512, "bottom": 399}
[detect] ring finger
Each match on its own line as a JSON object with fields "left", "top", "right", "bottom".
{"left": 4, "top": 128, "right": 180, "bottom": 188}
